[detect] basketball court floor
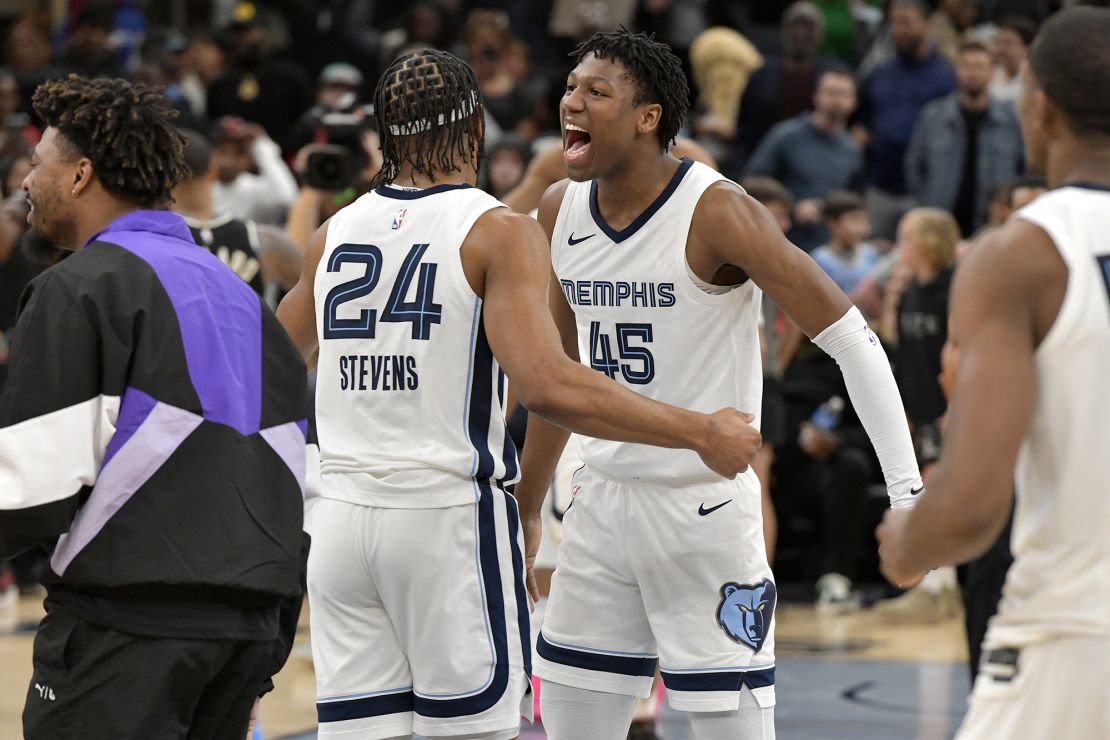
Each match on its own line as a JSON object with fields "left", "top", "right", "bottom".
{"left": 0, "top": 592, "right": 971, "bottom": 739}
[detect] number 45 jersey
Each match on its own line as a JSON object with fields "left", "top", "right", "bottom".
{"left": 314, "top": 183, "right": 517, "bottom": 508}
{"left": 551, "top": 158, "right": 763, "bottom": 485}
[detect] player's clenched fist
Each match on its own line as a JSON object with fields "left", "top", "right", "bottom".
{"left": 697, "top": 409, "right": 762, "bottom": 478}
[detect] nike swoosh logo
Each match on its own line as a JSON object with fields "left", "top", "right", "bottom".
{"left": 698, "top": 499, "right": 732, "bottom": 516}
{"left": 910, "top": 486, "right": 924, "bottom": 496}
{"left": 567, "top": 233, "right": 594, "bottom": 246}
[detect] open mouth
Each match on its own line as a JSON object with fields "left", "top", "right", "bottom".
{"left": 564, "top": 123, "right": 592, "bottom": 164}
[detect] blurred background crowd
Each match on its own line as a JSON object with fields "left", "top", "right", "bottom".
{"left": 0, "top": 0, "right": 1071, "bottom": 614}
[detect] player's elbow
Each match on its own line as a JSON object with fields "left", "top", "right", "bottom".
{"left": 514, "top": 380, "right": 560, "bottom": 419}
{"left": 513, "top": 358, "right": 578, "bottom": 420}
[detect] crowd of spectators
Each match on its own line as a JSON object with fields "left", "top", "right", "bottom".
{"left": 0, "top": 0, "right": 1074, "bottom": 604}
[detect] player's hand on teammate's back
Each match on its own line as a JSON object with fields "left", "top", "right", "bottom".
{"left": 876, "top": 508, "right": 927, "bottom": 589}
{"left": 698, "top": 410, "right": 762, "bottom": 479}
{"left": 521, "top": 513, "right": 542, "bottom": 607}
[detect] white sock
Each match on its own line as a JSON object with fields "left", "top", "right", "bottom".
{"left": 540, "top": 681, "right": 638, "bottom": 740}
{"left": 687, "top": 688, "right": 775, "bottom": 740}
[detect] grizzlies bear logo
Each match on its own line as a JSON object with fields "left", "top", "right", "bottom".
{"left": 716, "top": 579, "right": 776, "bottom": 653}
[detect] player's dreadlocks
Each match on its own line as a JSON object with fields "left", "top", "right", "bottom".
{"left": 33, "top": 75, "right": 188, "bottom": 207}
{"left": 572, "top": 28, "right": 690, "bottom": 151}
{"left": 371, "top": 50, "right": 485, "bottom": 187}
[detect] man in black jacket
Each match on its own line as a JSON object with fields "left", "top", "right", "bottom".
{"left": 0, "top": 75, "right": 308, "bottom": 740}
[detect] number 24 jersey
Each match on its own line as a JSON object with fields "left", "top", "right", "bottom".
{"left": 313, "top": 183, "right": 517, "bottom": 508}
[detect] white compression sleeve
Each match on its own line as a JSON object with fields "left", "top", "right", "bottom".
{"left": 812, "top": 306, "right": 923, "bottom": 509}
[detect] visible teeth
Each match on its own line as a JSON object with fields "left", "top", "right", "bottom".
{"left": 565, "top": 123, "right": 589, "bottom": 133}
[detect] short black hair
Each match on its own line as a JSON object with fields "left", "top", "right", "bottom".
{"left": 33, "top": 75, "right": 188, "bottom": 207}
{"left": 371, "top": 49, "right": 484, "bottom": 187}
{"left": 741, "top": 176, "right": 794, "bottom": 209}
{"left": 572, "top": 28, "right": 690, "bottom": 151}
{"left": 889, "top": 0, "right": 930, "bottom": 19}
{"left": 817, "top": 61, "right": 855, "bottom": 83}
{"left": 178, "top": 128, "right": 212, "bottom": 181}
{"left": 823, "top": 190, "right": 865, "bottom": 220}
{"left": 996, "top": 16, "right": 1038, "bottom": 46}
{"left": 1029, "top": 7, "right": 1110, "bottom": 138}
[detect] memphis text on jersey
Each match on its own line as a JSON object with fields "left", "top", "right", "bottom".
{"left": 559, "top": 279, "right": 677, "bottom": 308}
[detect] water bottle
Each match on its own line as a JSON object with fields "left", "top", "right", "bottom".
{"left": 809, "top": 396, "right": 845, "bottom": 432}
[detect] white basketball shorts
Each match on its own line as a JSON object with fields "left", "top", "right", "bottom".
{"left": 957, "top": 635, "right": 1110, "bottom": 739}
{"left": 535, "top": 465, "right": 776, "bottom": 713}
{"left": 307, "top": 483, "right": 532, "bottom": 738}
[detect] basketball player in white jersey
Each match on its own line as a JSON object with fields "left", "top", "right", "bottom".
{"left": 275, "top": 50, "right": 762, "bottom": 740}
{"left": 518, "top": 30, "right": 923, "bottom": 739}
{"left": 878, "top": 9, "right": 1110, "bottom": 738}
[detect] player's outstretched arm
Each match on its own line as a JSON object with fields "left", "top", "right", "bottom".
{"left": 691, "top": 182, "right": 922, "bottom": 509}
{"left": 877, "top": 221, "right": 1060, "bottom": 586}
{"left": 276, "top": 219, "right": 329, "bottom": 360}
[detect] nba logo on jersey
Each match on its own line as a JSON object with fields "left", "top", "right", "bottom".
{"left": 392, "top": 208, "right": 407, "bottom": 230}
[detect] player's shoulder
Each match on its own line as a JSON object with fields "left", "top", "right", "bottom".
{"left": 468, "top": 206, "right": 545, "bottom": 244}
{"left": 965, "top": 219, "right": 1060, "bottom": 276}
{"left": 693, "top": 179, "right": 765, "bottom": 228}
{"left": 956, "top": 220, "right": 1065, "bottom": 310}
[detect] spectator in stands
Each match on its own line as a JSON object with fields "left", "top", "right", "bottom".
{"left": 872, "top": 207, "right": 961, "bottom": 623}
{"left": 745, "top": 66, "right": 864, "bottom": 250}
{"left": 857, "top": 0, "right": 956, "bottom": 240}
{"left": 772, "top": 329, "right": 875, "bottom": 614}
{"left": 0, "top": 151, "right": 36, "bottom": 387}
{"left": 173, "top": 129, "right": 302, "bottom": 305}
{"left": 284, "top": 63, "right": 367, "bottom": 155}
{"left": 906, "top": 40, "right": 1023, "bottom": 237}
{"left": 812, "top": 191, "right": 879, "bottom": 293}
{"left": 180, "top": 33, "right": 227, "bottom": 119}
{"left": 889, "top": 208, "right": 957, "bottom": 454}
{"left": 989, "top": 17, "right": 1036, "bottom": 103}
{"left": 463, "top": 9, "right": 538, "bottom": 136}
{"left": 209, "top": 116, "right": 299, "bottom": 225}
{"left": 206, "top": 1, "right": 313, "bottom": 150}
{"left": 59, "top": 3, "right": 124, "bottom": 79}
{"left": 929, "top": 0, "right": 980, "bottom": 63}
{"left": 483, "top": 135, "right": 531, "bottom": 201}
{"left": 736, "top": 2, "right": 837, "bottom": 160}
{"left": 4, "top": 13, "right": 63, "bottom": 118}
{"left": 0, "top": 69, "right": 39, "bottom": 158}
{"left": 362, "top": 0, "right": 458, "bottom": 73}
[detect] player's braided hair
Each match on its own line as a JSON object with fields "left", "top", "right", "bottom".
{"left": 572, "top": 28, "right": 690, "bottom": 151}
{"left": 32, "top": 75, "right": 188, "bottom": 207}
{"left": 371, "top": 50, "right": 485, "bottom": 187}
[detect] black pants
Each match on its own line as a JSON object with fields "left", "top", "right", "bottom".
{"left": 960, "top": 508, "right": 1014, "bottom": 683}
{"left": 23, "top": 602, "right": 278, "bottom": 740}
{"left": 772, "top": 444, "right": 872, "bottom": 580}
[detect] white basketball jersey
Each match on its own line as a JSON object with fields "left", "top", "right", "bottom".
{"left": 313, "top": 183, "right": 517, "bottom": 508}
{"left": 987, "top": 185, "right": 1110, "bottom": 647}
{"left": 551, "top": 159, "right": 763, "bottom": 484}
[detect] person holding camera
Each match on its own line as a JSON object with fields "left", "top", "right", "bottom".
{"left": 285, "top": 114, "right": 384, "bottom": 255}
